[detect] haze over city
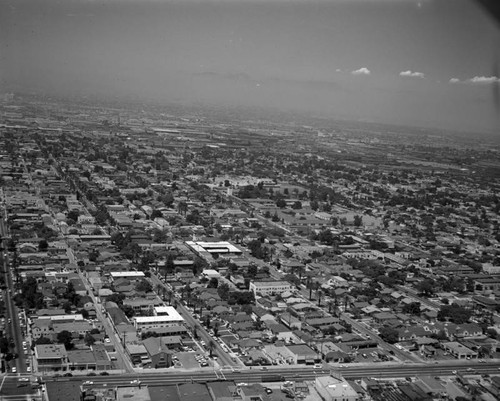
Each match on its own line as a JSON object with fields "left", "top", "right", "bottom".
{"left": 1, "top": 0, "right": 499, "bottom": 133}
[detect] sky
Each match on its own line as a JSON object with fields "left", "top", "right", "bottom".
{"left": 1, "top": 0, "right": 499, "bottom": 133}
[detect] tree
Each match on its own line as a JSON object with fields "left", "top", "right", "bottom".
{"left": 207, "top": 277, "right": 219, "bottom": 289}
{"left": 106, "top": 293, "right": 126, "bottom": 305}
{"left": 88, "top": 249, "right": 100, "bottom": 262}
{"left": 217, "top": 283, "right": 230, "bottom": 300}
{"left": 135, "top": 279, "right": 153, "bottom": 293}
{"left": 84, "top": 333, "right": 96, "bottom": 346}
{"left": 34, "top": 337, "right": 53, "bottom": 347}
{"left": 437, "top": 304, "right": 472, "bottom": 324}
{"left": 57, "top": 330, "right": 74, "bottom": 350}
{"left": 193, "top": 257, "right": 208, "bottom": 275}
{"left": 416, "top": 279, "right": 435, "bottom": 297}
{"left": 291, "top": 201, "right": 302, "bottom": 210}
{"left": 0, "top": 337, "right": 10, "bottom": 354}
{"left": 283, "top": 273, "right": 300, "bottom": 287}
{"left": 38, "top": 239, "right": 49, "bottom": 251}
{"left": 62, "top": 301, "right": 72, "bottom": 314}
{"left": 353, "top": 215, "right": 363, "bottom": 227}
{"left": 150, "top": 209, "right": 163, "bottom": 219}
{"left": 121, "top": 304, "right": 135, "bottom": 318}
{"left": 401, "top": 302, "right": 421, "bottom": 316}
{"left": 208, "top": 339, "right": 216, "bottom": 357}
{"left": 67, "top": 209, "right": 80, "bottom": 223}
{"left": 276, "top": 198, "right": 287, "bottom": 208}
{"left": 379, "top": 326, "right": 399, "bottom": 344}
{"left": 247, "top": 265, "right": 258, "bottom": 278}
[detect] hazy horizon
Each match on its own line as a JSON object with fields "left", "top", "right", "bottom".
{"left": 1, "top": 0, "right": 499, "bottom": 133}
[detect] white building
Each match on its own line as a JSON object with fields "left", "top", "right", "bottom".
{"left": 109, "top": 271, "right": 145, "bottom": 281}
{"left": 249, "top": 280, "right": 294, "bottom": 296}
{"left": 315, "top": 375, "right": 359, "bottom": 401}
{"left": 134, "top": 307, "right": 184, "bottom": 330}
{"left": 202, "top": 269, "right": 221, "bottom": 279}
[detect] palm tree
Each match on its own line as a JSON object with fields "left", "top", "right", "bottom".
{"left": 213, "top": 321, "right": 220, "bottom": 337}
{"left": 208, "top": 339, "right": 216, "bottom": 358}
{"left": 177, "top": 201, "right": 188, "bottom": 216}
{"left": 327, "top": 300, "right": 335, "bottom": 315}
{"left": 165, "top": 289, "right": 173, "bottom": 305}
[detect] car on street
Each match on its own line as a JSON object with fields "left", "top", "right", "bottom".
{"left": 130, "top": 380, "right": 141, "bottom": 385}
{"left": 83, "top": 381, "right": 93, "bottom": 385}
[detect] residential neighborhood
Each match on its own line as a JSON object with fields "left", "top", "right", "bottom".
{"left": 0, "top": 94, "right": 499, "bottom": 401}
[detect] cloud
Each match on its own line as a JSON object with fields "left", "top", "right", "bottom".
{"left": 449, "top": 76, "right": 500, "bottom": 85}
{"left": 399, "top": 70, "right": 425, "bottom": 78}
{"left": 351, "top": 67, "right": 371, "bottom": 76}
{"left": 468, "top": 76, "right": 499, "bottom": 84}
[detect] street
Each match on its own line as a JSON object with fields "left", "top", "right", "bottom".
{"left": 0, "top": 215, "right": 27, "bottom": 374}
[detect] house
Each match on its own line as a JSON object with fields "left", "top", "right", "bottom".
{"left": 267, "top": 323, "right": 294, "bottom": 341}
{"left": 305, "top": 316, "right": 340, "bottom": 331}
{"left": 237, "top": 384, "right": 269, "bottom": 401}
{"left": 320, "top": 342, "right": 349, "bottom": 363}
{"left": 126, "top": 343, "right": 149, "bottom": 365}
{"left": 280, "top": 312, "right": 302, "bottom": 330}
{"left": 453, "top": 323, "right": 483, "bottom": 339}
{"left": 31, "top": 319, "right": 53, "bottom": 340}
{"left": 142, "top": 337, "right": 174, "bottom": 368}
{"left": 52, "top": 321, "right": 94, "bottom": 338}
{"left": 442, "top": 341, "right": 478, "bottom": 359}
{"left": 125, "top": 297, "right": 164, "bottom": 316}
{"left": 263, "top": 344, "right": 296, "bottom": 365}
{"left": 398, "top": 326, "right": 429, "bottom": 342}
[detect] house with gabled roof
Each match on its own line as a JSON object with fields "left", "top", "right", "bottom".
{"left": 142, "top": 337, "right": 174, "bottom": 368}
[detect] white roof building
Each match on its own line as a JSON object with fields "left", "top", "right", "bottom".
{"left": 134, "top": 307, "right": 185, "bottom": 330}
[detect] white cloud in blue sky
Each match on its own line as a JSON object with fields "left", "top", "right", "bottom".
{"left": 351, "top": 67, "right": 371, "bottom": 76}
{"left": 400, "top": 70, "right": 425, "bottom": 78}
{"left": 449, "top": 76, "right": 499, "bottom": 84}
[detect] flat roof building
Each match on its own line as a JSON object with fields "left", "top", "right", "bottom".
{"left": 134, "top": 307, "right": 184, "bottom": 330}
{"left": 249, "top": 280, "right": 294, "bottom": 296}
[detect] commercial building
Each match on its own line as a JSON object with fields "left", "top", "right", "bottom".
{"left": 315, "top": 375, "right": 359, "bottom": 401}
{"left": 34, "top": 344, "right": 69, "bottom": 372}
{"left": 249, "top": 280, "right": 294, "bottom": 296}
{"left": 134, "top": 307, "right": 184, "bottom": 330}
